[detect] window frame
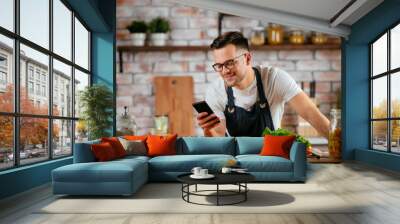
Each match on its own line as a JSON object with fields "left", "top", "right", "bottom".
{"left": 0, "top": 0, "right": 92, "bottom": 171}
{"left": 370, "top": 20, "right": 400, "bottom": 154}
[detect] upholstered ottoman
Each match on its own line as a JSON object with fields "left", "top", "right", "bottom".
{"left": 52, "top": 156, "right": 148, "bottom": 196}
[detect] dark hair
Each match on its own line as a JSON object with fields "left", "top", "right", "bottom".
{"left": 210, "top": 31, "right": 249, "bottom": 51}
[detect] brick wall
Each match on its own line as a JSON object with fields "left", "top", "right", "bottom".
{"left": 116, "top": 0, "right": 341, "bottom": 135}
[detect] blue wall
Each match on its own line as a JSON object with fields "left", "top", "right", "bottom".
{"left": 343, "top": 0, "right": 400, "bottom": 171}
{"left": 0, "top": 0, "right": 116, "bottom": 200}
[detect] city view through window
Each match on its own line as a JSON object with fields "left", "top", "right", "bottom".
{"left": 0, "top": 0, "right": 91, "bottom": 170}
{"left": 371, "top": 23, "right": 400, "bottom": 153}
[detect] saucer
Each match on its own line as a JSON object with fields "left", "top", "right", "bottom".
{"left": 190, "top": 174, "right": 215, "bottom": 179}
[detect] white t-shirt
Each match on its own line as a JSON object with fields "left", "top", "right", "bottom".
{"left": 205, "top": 65, "right": 302, "bottom": 129}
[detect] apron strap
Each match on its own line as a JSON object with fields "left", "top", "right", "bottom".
{"left": 253, "top": 67, "right": 270, "bottom": 110}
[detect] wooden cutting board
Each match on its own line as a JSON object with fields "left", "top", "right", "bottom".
{"left": 154, "top": 76, "right": 194, "bottom": 136}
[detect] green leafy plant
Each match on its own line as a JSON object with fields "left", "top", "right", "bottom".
{"left": 79, "top": 84, "right": 113, "bottom": 140}
{"left": 262, "top": 128, "right": 311, "bottom": 148}
{"left": 148, "top": 17, "right": 170, "bottom": 33}
{"left": 127, "top": 20, "right": 148, "bottom": 33}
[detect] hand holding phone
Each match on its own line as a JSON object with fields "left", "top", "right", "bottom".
{"left": 192, "top": 101, "right": 215, "bottom": 115}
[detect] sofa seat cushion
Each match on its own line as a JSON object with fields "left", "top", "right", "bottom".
{"left": 176, "top": 137, "right": 236, "bottom": 155}
{"left": 52, "top": 159, "right": 147, "bottom": 183}
{"left": 149, "top": 154, "right": 235, "bottom": 172}
{"left": 236, "top": 155, "right": 293, "bottom": 172}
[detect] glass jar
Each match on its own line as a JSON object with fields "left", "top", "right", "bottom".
{"left": 267, "top": 23, "right": 284, "bottom": 45}
{"left": 328, "top": 109, "right": 342, "bottom": 159}
{"left": 154, "top": 115, "right": 169, "bottom": 135}
{"left": 311, "top": 32, "right": 328, "bottom": 44}
{"left": 116, "top": 106, "right": 137, "bottom": 135}
{"left": 250, "top": 27, "right": 265, "bottom": 46}
{"left": 289, "top": 30, "right": 305, "bottom": 45}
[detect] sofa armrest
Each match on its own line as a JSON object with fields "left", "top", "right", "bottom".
{"left": 73, "top": 140, "right": 100, "bottom": 163}
{"left": 289, "top": 141, "right": 307, "bottom": 181}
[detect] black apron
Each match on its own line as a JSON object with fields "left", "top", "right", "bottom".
{"left": 224, "top": 67, "right": 275, "bottom": 137}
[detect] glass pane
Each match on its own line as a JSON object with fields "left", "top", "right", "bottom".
{"left": 0, "top": 0, "right": 14, "bottom": 31}
{"left": 0, "top": 35, "right": 14, "bottom": 112}
{"left": 391, "top": 24, "right": 400, "bottom": 70}
{"left": 75, "top": 120, "right": 88, "bottom": 143}
{"left": 372, "top": 33, "right": 387, "bottom": 76}
{"left": 74, "top": 17, "right": 89, "bottom": 70}
{"left": 20, "top": 0, "right": 49, "bottom": 49}
{"left": 20, "top": 44, "right": 49, "bottom": 115}
{"left": 391, "top": 120, "right": 400, "bottom": 153}
{"left": 53, "top": 119, "right": 72, "bottom": 158}
{"left": 372, "top": 121, "right": 388, "bottom": 151}
{"left": 74, "top": 69, "right": 89, "bottom": 118}
{"left": 0, "top": 116, "right": 14, "bottom": 170}
{"left": 53, "top": 59, "right": 72, "bottom": 117}
{"left": 20, "top": 117, "right": 49, "bottom": 165}
{"left": 372, "top": 77, "right": 387, "bottom": 119}
{"left": 53, "top": 0, "right": 72, "bottom": 60}
{"left": 391, "top": 72, "right": 400, "bottom": 118}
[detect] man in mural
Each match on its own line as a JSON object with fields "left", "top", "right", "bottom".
{"left": 197, "top": 31, "right": 330, "bottom": 137}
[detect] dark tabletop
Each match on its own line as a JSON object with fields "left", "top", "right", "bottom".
{"left": 177, "top": 172, "right": 255, "bottom": 185}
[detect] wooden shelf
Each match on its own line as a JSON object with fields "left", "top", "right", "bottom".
{"left": 117, "top": 44, "right": 341, "bottom": 72}
{"left": 117, "top": 44, "right": 341, "bottom": 53}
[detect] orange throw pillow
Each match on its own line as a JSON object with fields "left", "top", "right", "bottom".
{"left": 91, "top": 142, "right": 117, "bottom": 162}
{"left": 260, "top": 135, "right": 296, "bottom": 159}
{"left": 101, "top": 137, "right": 127, "bottom": 158}
{"left": 146, "top": 134, "right": 178, "bottom": 157}
{"left": 123, "top": 135, "right": 148, "bottom": 141}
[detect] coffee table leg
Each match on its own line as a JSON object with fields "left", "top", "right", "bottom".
{"left": 217, "top": 184, "right": 219, "bottom": 206}
{"left": 245, "top": 183, "right": 247, "bottom": 201}
{"left": 195, "top": 184, "right": 198, "bottom": 192}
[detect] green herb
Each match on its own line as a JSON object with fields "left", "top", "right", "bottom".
{"left": 127, "top": 20, "right": 148, "bottom": 33}
{"left": 148, "top": 17, "right": 170, "bottom": 33}
{"left": 262, "top": 128, "right": 311, "bottom": 148}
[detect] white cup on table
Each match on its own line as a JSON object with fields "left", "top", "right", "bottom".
{"left": 191, "top": 167, "right": 202, "bottom": 176}
{"left": 200, "top": 169, "right": 208, "bottom": 176}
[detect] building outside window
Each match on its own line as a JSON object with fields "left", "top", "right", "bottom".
{"left": 370, "top": 22, "right": 400, "bottom": 154}
{"left": 0, "top": 0, "right": 91, "bottom": 171}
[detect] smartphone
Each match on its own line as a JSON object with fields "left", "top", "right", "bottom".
{"left": 192, "top": 101, "right": 215, "bottom": 115}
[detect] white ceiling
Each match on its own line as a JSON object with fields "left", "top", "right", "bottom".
{"left": 173, "top": 0, "right": 384, "bottom": 38}
{"left": 227, "top": 0, "right": 352, "bottom": 23}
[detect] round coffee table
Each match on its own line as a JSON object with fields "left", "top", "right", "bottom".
{"left": 177, "top": 173, "right": 255, "bottom": 206}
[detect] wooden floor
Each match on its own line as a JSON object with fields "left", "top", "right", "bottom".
{"left": 1, "top": 162, "right": 400, "bottom": 224}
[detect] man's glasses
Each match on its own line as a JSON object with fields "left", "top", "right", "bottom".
{"left": 212, "top": 53, "right": 247, "bottom": 72}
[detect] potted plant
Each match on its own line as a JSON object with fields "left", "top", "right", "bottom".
{"left": 148, "top": 17, "right": 171, "bottom": 46}
{"left": 127, "top": 20, "right": 148, "bottom": 46}
{"left": 79, "top": 84, "right": 113, "bottom": 140}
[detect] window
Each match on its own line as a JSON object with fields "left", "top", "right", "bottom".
{"left": 0, "top": 54, "right": 7, "bottom": 86}
{"left": 28, "top": 81, "right": 34, "bottom": 94}
{"left": 42, "top": 85, "right": 46, "bottom": 97}
{"left": 0, "top": 0, "right": 91, "bottom": 170}
{"left": 28, "top": 67, "right": 34, "bottom": 80}
{"left": 371, "top": 23, "right": 400, "bottom": 154}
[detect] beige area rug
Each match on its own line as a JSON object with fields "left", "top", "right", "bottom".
{"left": 37, "top": 183, "right": 362, "bottom": 214}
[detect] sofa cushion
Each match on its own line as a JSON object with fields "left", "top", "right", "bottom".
{"left": 91, "top": 142, "right": 118, "bottom": 161}
{"left": 52, "top": 159, "right": 147, "bottom": 183}
{"left": 101, "top": 137, "right": 127, "bottom": 158}
{"left": 236, "top": 137, "right": 263, "bottom": 155}
{"left": 73, "top": 139, "right": 100, "bottom": 163}
{"left": 177, "top": 137, "right": 235, "bottom": 155}
{"left": 260, "top": 135, "right": 296, "bottom": 159}
{"left": 147, "top": 134, "right": 178, "bottom": 157}
{"left": 236, "top": 155, "right": 293, "bottom": 172}
{"left": 118, "top": 138, "right": 147, "bottom": 156}
{"left": 148, "top": 154, "right": 235, "bottom": 172}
